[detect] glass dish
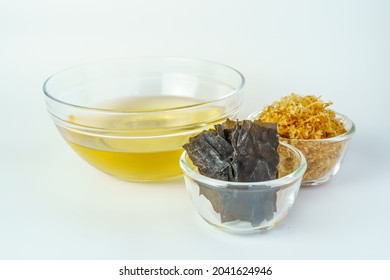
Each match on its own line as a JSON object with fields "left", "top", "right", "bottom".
{"left": 43, "top": 57, "right": 245, "bottom": 182}
{"left": 248, "top": 111, "right": 355, "bottom": 186}
{"left": 180, "top": 142, "right": 307, "bottom": 234}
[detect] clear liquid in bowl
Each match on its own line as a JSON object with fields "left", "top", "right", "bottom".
{"left": 58, "top": 95, "right": 225, "bottom": 181}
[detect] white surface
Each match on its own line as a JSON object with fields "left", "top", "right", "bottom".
{"left": 1, "top": 0, "right": 389, "bottom": 260}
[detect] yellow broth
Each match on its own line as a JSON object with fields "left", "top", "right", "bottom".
{"left": 58, "top": 96, "right": 225, "bottom": 181}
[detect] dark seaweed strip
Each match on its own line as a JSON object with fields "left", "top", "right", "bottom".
{"left": 230, "top": 121, "right": 279, "bottom": 182}
{"left": 197, "top": 182, "right": 278, "bottom": 227}
{"left": 183, "top": 119, "right": 280, "bottom": 226}
{"left": 184, "top": 131, "right": 233, "bottom": 181}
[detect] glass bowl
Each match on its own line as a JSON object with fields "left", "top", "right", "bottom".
{"left": 43, "top": 57, "right": 245, "bottom": 182}
{"left": 180, "top": 142, "right": 307, "bottom": 234}
{"left": 248, "top": 111, "right": 355, "bottom": 186}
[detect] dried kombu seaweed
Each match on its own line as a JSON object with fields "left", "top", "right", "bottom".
{"left": 183, "top": 130, "right": 234, "bottom": 181}
{"left": 183, "top": 119, "right": 280, "bottom": 226}
{"left": 230, "top": 120, "right": 279, "bottom": 182}
{"left": 184, "top": 120, "right": 279, "bottom": 182}
{"left": 198, "top": 183, "right": 278, "bottom": 227}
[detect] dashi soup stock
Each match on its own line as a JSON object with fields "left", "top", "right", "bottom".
{"left": 43, "top": 57, "right": 244, "bottom": 181}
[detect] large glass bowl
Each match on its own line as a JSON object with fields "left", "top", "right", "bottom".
{"left": 249, "top": 111, "right": 355, "bottom": 186}
{"left": 180, "top": 142, "right": 307, "bottom": 234}
{"left": 43, "top": 57, "right": 245, "bottom": 182}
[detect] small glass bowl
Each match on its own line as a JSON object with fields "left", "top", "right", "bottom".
{"left": 43, "top": 57, "right": 244, "bottom": 182}
{"left": 180, "top": 142, "right": 307, "bottom": 234}
{"left": 248, "top": 111, "right": 356, "bottom": 186}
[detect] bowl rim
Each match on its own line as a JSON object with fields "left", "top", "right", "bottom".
{"left": 180, "top": 141, "right": 307, "bottom": 189}
{"left": 247, "top": 111, "right": 356, "bottom": 142}
{"left": 43, "top": 56, "right": 245, "bottom": 114}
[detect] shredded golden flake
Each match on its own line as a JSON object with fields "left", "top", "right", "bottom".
{"left": 257, "top": 93, "right": 349, "bottom": 183}
{"left": 258, "top": 93, "right": 346, "bottom": 139}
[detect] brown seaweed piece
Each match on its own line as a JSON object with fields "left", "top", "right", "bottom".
{"left": 185, "top": 120, "right": 279, "bottom": 181}
{"left": 183, "top": 130, "right": 234, "bottom": 181}
{"left": 230, "top": 121, "right": 279, "bottom": 182}
{"left": 183, "top": 119, "right": 280, "bottom": 226}
{"left": 199, "top": 183, "right": 278, "bottom": 226}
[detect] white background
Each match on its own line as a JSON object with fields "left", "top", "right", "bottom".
{"left": 1, "top": 0, "right": 389, "bottom": 260}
